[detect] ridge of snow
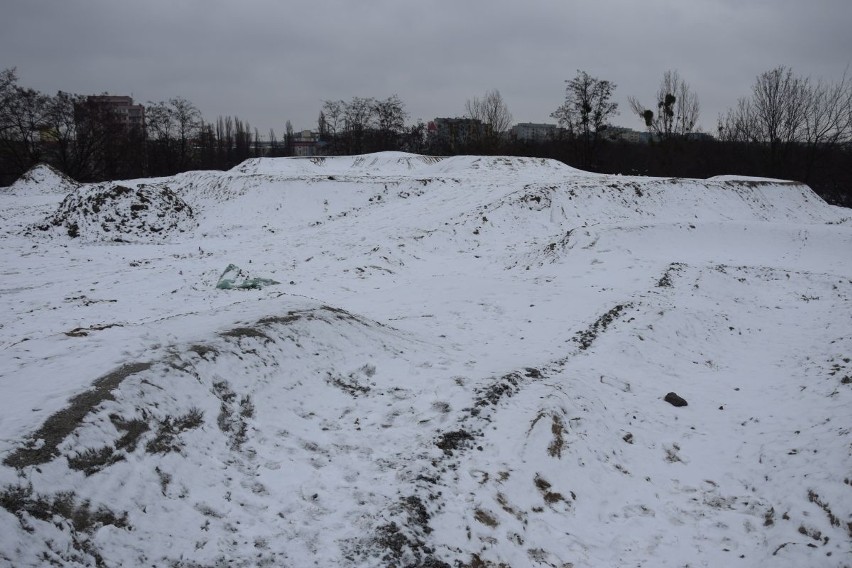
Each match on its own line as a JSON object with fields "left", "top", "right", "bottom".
{"left": 5, "top": 163, "right": 80, "bottom": 196}
{"left": 0, "top": 152, "right": 849, "bottom": 567}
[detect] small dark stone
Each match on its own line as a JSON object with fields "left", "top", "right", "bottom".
{"left": 524, "top": 367, "right": 542, "bottom": 379}
{"left": 664, "top": 392, "right": 688, "bottom": 407}
{"left": 435, "top": 430, "right": 474, "bottom": 454}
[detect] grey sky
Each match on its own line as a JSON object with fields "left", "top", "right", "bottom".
{"left": 2, "top": 0, "right": 851, "bottom": 137}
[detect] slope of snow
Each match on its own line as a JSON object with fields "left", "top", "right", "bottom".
{"left": 27, "top": 182, "right": 197, "bottom": 243}
{"left": 0, "top": 152, "right": 850, "bottom": 567}
{"left": 3, "top": 163, "right": 79, "bottom": 196}
{"left": 231, "top": 152, "right": 444, "bottom": 177}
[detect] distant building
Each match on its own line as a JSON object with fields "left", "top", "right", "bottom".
{"left": 605, "top": 126, "right": 714, "bottom": 144}
{"left": 292, "top": 130, "right": 319, "bottom": 157}
{"left": 83, "top": 95, "right": 146, "bottom": 130}
{"left": 429, "top": 117, "right": 485, "bottom": 151}
{"left": 510, "top": 122, "right": 558, "bottom": 142}
{"left": 685, "top": 131, "right": 715, "bottom": 142}
{"left": 604, "top": 126, "right": 650, "bottom": 144}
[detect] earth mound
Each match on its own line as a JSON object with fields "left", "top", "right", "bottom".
{"left": 5, "top": 163, "right": 79, "bottom": 195}
{"left": 231, "top": 151, "right": 444, "bottom": 177}
{"left": 32, "top": 183, "right": 196, "bottom": 242}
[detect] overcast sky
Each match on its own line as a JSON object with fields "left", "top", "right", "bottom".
{"left": 2, "top": 0, "right": 851, "bottom": 137}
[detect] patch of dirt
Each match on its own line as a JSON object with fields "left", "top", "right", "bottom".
{"left": 0, "top": 484, "right": 129, "bottom": 564}
{"left": 145, "top": 408, "right": 205, "bottom": 454}
{"left": 657, "top": 262, "right": 686, "bottom": 288}
{"left": 4, "top": 362, "right": 153, "bottom": 469}
{"left": 474, "top": 508, "right": 499, "bottom": 527}
{"left": 547, "top": 415, "right": 566, "bottom": 458}
{"left": 435, "top": 430, "right": 474, "bottom": 455}
{"left": 65, "top": 323, "right": 122, "bottom": 337}
{"left": 475, "top": 372, "right": 523, "bottom": 407}
{"left": 572, "top": 303, "right": 632, "bottom": 351}
{"left": 327, "top": 366, "right": 373, "bottom": 397}
{"left": 67, "top": 446, "right": 123, "bottom": 476}
{"left": 219, "top": 326, "right": 272, "bottom": 343}
{"left": 213, "top": 380, "right": 253, "bottom": 451}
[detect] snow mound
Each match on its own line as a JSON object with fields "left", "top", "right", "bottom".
{"left": 5, "top": 163, "right": 79, "bottom": 196}
{"left": 2, "top": 151, "right": 851, "bottom": 567}
{"left": 229, "top": 152, "right": 585, "bottom": 183}
{"left": 31, "top": 183, "right": 196, "bottom": 243}
{"left": 708, "top": 174, "right": 795, "bottom": 183}
{"left": 0, "top": 299, "right": 449, "bottom": 567}
{"left": 346, "top": 152, "right": 445, "bottom": 175}
{"left": 417, "top": 154, "right": 585, "bottom": 178}
{"left": 231, "top": 151, "right": 445, "bottom": 177}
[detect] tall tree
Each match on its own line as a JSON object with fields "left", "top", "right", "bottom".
{"left": 373, "top": 95, "right": 408, "bottom": 150}
{"left": 44, "top": 91, "right": 100, "bottom": 180}
{"left": 465, "top": 89, "right": 512, "bottom": 152}
{"left": 317, "top": 111, "right": 328, "bottom": 141}
{"left": 0, "top": 75, "right": 51, "bottom": 174}
{"left": 233, "top": 117, "right": 253, "bottom": 163}
{"left": 284, "top": 120, "right": 294, "bottom": 156}
{"left": 0, "top": 68, "right": 19, "bottom": 137}
{"left": 800, "top": 72, "right": 852, "bottom": 180}
{"left": 321, "top": 100, "right": 345, "bottom": 137}
{"left": 719, "top": 66, "right": 811, "bottom": 176}
{"left": 343, "top": 96, "right": 375, "bottom": 153}
{"left": 551, "top": 70, "right": 618, "bottom": 168}
{"left": 629, "top": 70, "right": 700, "bottom": 140}
{"left": 267, "top": 128, "right": 279, "bottom": 157}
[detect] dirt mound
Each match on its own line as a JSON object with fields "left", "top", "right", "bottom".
{"left": 6, "top": 163, "right": 79, "bottom": 196}
{"left": 31, "top": 183, "right": 196, "bottom": 242}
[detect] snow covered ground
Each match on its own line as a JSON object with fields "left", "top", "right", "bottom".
{"left": 0, "top": 154, "right": 850, "bottom": 567}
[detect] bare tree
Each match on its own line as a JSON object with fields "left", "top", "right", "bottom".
{"left": 0, "top": 77, "right": 52, "bottom": 174}
{"left": 317, "top": 111, "right": 328, "bottom": 140}
{"left": 146, "top": 97, "right": 202, "bottom": 173}
{"left": 373, "top": 95, "right": 408, "bottom": 150}
{"left": 343, "top": 96, "right": 375, "bottom": 132}
{"left": 171, "top": 97, "right": 202, "bottom": 165}
{"left": 551, "top": 70, "right": 618, "bottom": 168}
{"left": 284, "top": 120, "right": 294, "bottom": 156}
{"left": 342, "top": 96, "right": 375, "bottom": 153}
{"left": 718, "top": 66, "right": 810, "bottom": 174}
{"left": 320, "top": 100, "right": 345, "bottom": 137}
{"left": 233, "top": 117, "right": 252, "bottom": 163}
{"left": 44, "top": 91, "right": 101, "bottom": 179}
{"left": 465, "top": 89, "right": 513, "bottom": 137}
{"left": 629, "top": 70, "right": 700, "bottom": 139}
{"left": 267, "top": 128, "right": 279, "bottom": 156}
{"left": 800, "top": 71, "right": 852, "bottom": 178}
{"left": 0, "top": 68, "right": 19, "bottom": 137}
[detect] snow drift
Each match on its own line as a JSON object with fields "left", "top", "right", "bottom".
{"left": 3, "top": 163, "right": 79, "bottom": 196}
{"left": 0, "top": 153, "right": 850, "bottom": 567}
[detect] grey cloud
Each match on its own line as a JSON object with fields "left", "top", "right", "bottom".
{"left": 2, "top": 0, "right": 850, "bottom": 135}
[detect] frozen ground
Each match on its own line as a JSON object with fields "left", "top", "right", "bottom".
{"left": 0, "top": 154, "right": 850, "bottom": 567}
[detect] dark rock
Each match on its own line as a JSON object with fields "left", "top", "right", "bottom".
{"left": 664, "top": 392, "right": 688, "bottom": 407}
{"left": 435, "top": 430, "right": 473, "bottom": 454}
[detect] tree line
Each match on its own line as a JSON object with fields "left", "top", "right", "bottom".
{"left": 0, "top": 68, "right": 276, "bottom": 183}
{"left": 1, "top": 66, "right": 850, "bottom": 206}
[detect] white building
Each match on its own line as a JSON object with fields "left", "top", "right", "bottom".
{"left": 510, "top": 122, "right": 558, "bottom": 141}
